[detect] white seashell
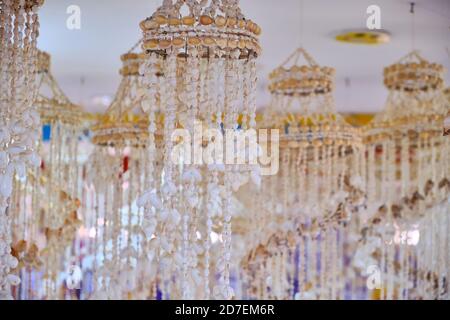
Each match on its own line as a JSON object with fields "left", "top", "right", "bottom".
{"left": 7, "top": 274, "right": 21, "bottom": 286}
{"left": 0, "top": 151, "right": 8, "bottom": 168}
{"left": 187, "top": 195, "right": 199, "bottom": 208}
{"left": 250, "top": 169, "right": 261, "bottom": 188}
{"left": 0, "top": 173, "right": 13, "bottom": 198}
{"left": 27, "top": 152, "right": 41, "bottom": 167}
{"left": 150, "top": 193, "right": 162, "bottom": 209}
{"left": 191, "top": 269, "right": 202, "bottom": 286}
{"left": 8, "top": 145, "right": 26, "bottom": 154}
{"left": 161, "top": 239, "right": 172, "bottom": 252}
{"left": 162, "top": 181, "right": 177, "bottom": 196}
{"left": 15, "top": 161, "right": 26, "bottom": 179}
{"left": 136, "top": 191, "right": 151, "bottom": 207}
{"left": 171, "top": 209, "right": 181, "bottom": 224}
{"left": 8, "top": 256, "right": 18, "bottom": 269}
{"left": 159, "top": 208, "right": 170, "bottom": 221}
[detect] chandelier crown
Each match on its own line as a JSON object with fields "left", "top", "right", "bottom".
{"left": 383, "top": 51, "right": 445, "bottom": 92}
{"left": 140, "top": 0, "right": 261, "bottom": 58}
{"left": 120, "top": 52, "right": 146, "bottom": 76}
{"left": 368, "top": 52, "right": 447, "bottom": 134}
{"left": 92, "top": 53, "right": 149, "bottom": 147}
{"left": 269, "top": 48, "right": 335, "bottom": 97}
{"left": 265, "top": 48, "right": 360, "bottom": 147}
{"left": 37, "top": 50, "right": 51, "bottom": 73}
{"left": 35, "top": 50, "right": 85, "bottom": 126}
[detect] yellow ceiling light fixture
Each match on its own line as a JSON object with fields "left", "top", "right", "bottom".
{"left": 335, "top": 29, "right": 390, "bottom": 45}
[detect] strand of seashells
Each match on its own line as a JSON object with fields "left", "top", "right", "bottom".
{"left": 238, "top": 48, "right": 366, "bottom": 300}
{"left": 137, "top": 0, "right": 261, "bottom": 299}
{"left": 357, "top": 51, "right": 450, "bottom": 300}
{"left": 87, "top": 51, "right": 160, "bottom": 300}
{"left": 0, "top": 0, "right": 44, "bottom": 300}
{"left": 9, "top": 50, "right": 87, "bottom": 300}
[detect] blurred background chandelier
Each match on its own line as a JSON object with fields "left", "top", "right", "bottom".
{"left": 240, "top": 48, "right": 366, "bottom": 300}
{"left": 361, "top": 51, "right": 449, "bottom": 300}
{"left": 87, "top": 51, "right": 157, "bottom": 300}
{"left": 10, "top": 50, "right": 86, "bottom": 300}
{"left": 137, "top": 0, "right": 261, "bottom": 299}
{"left": 0, "top": 0, "right": 44, "bottom": 300}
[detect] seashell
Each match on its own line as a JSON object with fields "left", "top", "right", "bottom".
{"left": 7, "top": 274, "right": 21, "bottom": 286}
{"left": 0, "top": 173, "right": 13, "bottom": 198}
{"left": 254, "top": 24, "right": 262, "bottom": 35}
{"left": 238, "top": 19, "right": 246, "bottom": 29}
{"left": 251, "top": 169, "right": 261, "bottom": 188}
{"left": 168, "top": 17, "right": 181, "bottom": 26}
{"left": 203, "top": 37, "right": 215, "bottom": 47}
{"left": 136, "top": 191, "right": 150, "bottom": 207}
{"left": 159, "top": 39, "right": 172, "bottom": 49}
{"left": 246, "top": 20, "right": 254, "bottom": 32}
{"left": 150, "top": 193, "right": 162, "bottom": 209}
{"left": 8, "top": 256, "right": 18, "bottom": 269}
{"left": 171, "top": 209, "right": 181, "bottom": 225}
{"left": 172, "top": 38, "right": 184, "bottom": 48}
{"left": 227, "top": 17, "right": 237, "bottom": 27}
{"left": 159, "top": 209, "right": 169, "bottom": 221}
{"left": 245, "top": 40, "right": 253, "bottom": 50}
{"left": 0, "top": 151, "right": 8, "bottom": 168}
{"left": 238, "top": 39, "right": 246, "bottom": 49}
{"left": 155, "top": 15, "right": 168, "bottom": 25}
{"left": 143, "top": 19, "right": 159, "bottom": 30}
{"left": 228, "top": 39, "right": 239, "bottom": 49}
{"left": 216, "top": 38, "right": 227, "bottom": 48}
{"left": 182, "top": 16, "right": 195, "bottom": 26}
{"left": 215, "top": 16, "right": 226, "bottom": 28}
{"left": 162, "top": 181, "right": 177, "bottom": 196}
{"left": 188, "top": 37, "right": 201, "bottom": 46}
{"left": 0, "top": 129, "right": 11, "bottom": 143}
{"left": 200, "top": 15, "right": 214, "bottom": 25}
{"left": 15, "top": 161, "right": 26, "bottom": 179}
{"left": 143, "top": 39, "right": 159, "bottom": 50}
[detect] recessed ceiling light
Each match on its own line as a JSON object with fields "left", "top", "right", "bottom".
{"left": 334, "top": 29, "right": 391, "bottom": 45}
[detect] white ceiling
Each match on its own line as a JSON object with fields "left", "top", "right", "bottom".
{"left": 38, "top": 0, "right": 450, "bottom": 114}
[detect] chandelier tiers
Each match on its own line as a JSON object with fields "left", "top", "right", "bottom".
{"left": 140, "top": 0, "right": 261, "bottom": 59}
{"left": 91, "top": 53, "right": 151, "bottom": 148}
{"left": 35, "top": 50, "right": 86, "bottom": 126}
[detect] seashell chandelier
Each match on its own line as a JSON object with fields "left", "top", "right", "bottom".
{"left": 9, "top": 50, "right": 85, "bottom": 300}
{"left": 87, "top": 51, "right": 160, "bottom": 300}
{"left": 240, "top": 48, "right": 366, "bottom": 300}
{"left": 0, "top": 0, "right": 449, "bottom": 302}
{"left": 137, "top": 0, "right": 261, "bottom": 300}
{"left": 0, "top": 0, "right": 44, "bottom": 300}
{"left": 359, "top": 51, "right": 449, "bottom": 300}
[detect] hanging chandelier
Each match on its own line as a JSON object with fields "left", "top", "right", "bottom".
{"left": 360, "top": 51, "right": 449, "bottom": 300}
{"left": 88, "top": 51, "right": 161, "bottom": 300}
{"left": 0, "top": 0, "right": 44, "bottom": 300}
{"left": 137, "top": 0, "right": 261, "bottom": 300}
{"left": 8, "top": 50, "right": 86, "bottom": 300}
{"left": 240, "top": 48, "right": 366, "bottom": 300}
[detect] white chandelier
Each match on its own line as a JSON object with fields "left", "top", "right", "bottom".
{"left": 0, "top": 0, "right": 44, "bottom": 300}
{"left": 137, "top": 0, "right": 261, "bottom": 300}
